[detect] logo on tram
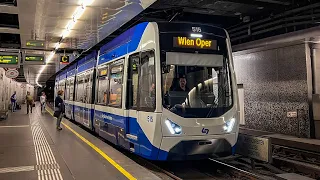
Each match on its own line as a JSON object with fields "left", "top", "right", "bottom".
{"left": 202, "top": 128, "right": 209, "bottom": 134}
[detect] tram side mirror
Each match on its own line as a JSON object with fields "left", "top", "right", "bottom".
{"left": 162, "top": 65, "right": 170, "bottom": 73}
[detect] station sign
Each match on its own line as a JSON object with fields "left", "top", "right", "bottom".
{"left": 22, "top": 53, "right": 46, "bottom": 65}
{"left": 60, "top": 55, "right": 69, "bottom": 64}
{"left": 173, "top": 36, "right": 217, "bottom": 50}
{"left": 0, "top": 52, "right": 21, "bottom": 68}
{"left": 26, "top": 40, "right": 45, "bottom": 48}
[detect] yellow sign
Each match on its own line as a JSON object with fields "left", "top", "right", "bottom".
{"left": 60, "top": 56, "right": 69, "bottom": 64}
{"left": 173, "top": 37, "right": 217, "bottom": 50}
{"left": 100, "top": 69, "right": 108, "bottom": 76}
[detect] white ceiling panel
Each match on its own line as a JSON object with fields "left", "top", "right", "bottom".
{"left": 14, "top": 0, "right": 157, "bottom": 86}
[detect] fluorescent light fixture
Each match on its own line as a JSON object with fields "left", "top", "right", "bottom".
{"left": 36, "top": 0, "right": 95, "bottom": 87}
{"left": 36, "top": 51, "right": 55, "bottom": 87}
{"left": 54, "top": 43, "right": 61, "bottom": 50}
{"left": 80, "top": 0, "right": 94, "bottom": 6}
{"left": 190, "top": 33, "right": 203, "bottom": 38}
{"left": 62, "top": 30, "right": 71, "bottom": 39}
{"left": 73, "top": 6, "right": 85, "bottom": 21}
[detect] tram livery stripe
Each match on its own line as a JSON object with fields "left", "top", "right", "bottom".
{"left": 46, "top": 108, "right": 137, "bottom": 180}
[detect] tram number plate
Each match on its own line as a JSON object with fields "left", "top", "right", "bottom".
{"left": 236, "top": 134, "right": 271, "bottom": 163}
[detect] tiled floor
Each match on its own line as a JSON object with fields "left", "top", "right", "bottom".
{"left": 0, "top": 104, "right": 160, "bottom": 180}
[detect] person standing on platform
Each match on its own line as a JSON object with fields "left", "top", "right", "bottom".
{"left": 10, "top": 91, "right": 17, "bottom": 112}
{"left": 40, "top": 92, "right": 46, "bottom": 112}
{"left": 26, "top": 92, "right": 34, "bottom": 114}
{"left": 54, "top": 90, "right": 65, "bottom": 130}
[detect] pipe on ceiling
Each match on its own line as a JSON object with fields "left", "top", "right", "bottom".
{"left": 232, "top": 25, "right": 320, "bottom": 51}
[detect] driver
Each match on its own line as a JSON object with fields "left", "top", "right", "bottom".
{"left": 173, "top": 76, "right": 190, "bottom": 92}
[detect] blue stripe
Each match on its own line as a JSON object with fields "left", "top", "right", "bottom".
{"left": 94, "top": 109, "right": 168, "bottom": 160}
{"left": 59, "top": 71, "right": 67, "bottom": 80}
{"left": 78, "top": 51, "right": 97, "bottom": 65}
{"left": 98, "top": 22, "right": 148, "bottom": 65}
{"left": 78, "top": 60, "right": 95, "bottom": 73}
{"left": 67, "top": 63, "right": 77, "bottom": 77}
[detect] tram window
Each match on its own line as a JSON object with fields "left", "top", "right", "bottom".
{"left": 69, "top": 78, "right": 74, "bottom": 101}
{"left": 108, "top": 64, "right": 123, "bottom": 107}
{"left": 65, "top": 80, "right": 70, "bottom": 100}
{"left": 127, "top": 53, "right": 139, "bottom": 109}
{"left": 139, "top": 50, "right": 156, "bottom": 111}
{"left": 76, "top": 74, "right": 85, "bottom": 102}
{"left": 84, "top": 73, "right": 92, "bottom": 103}
{"left": 96, "top": 67, "right": 109, "bottom": 105}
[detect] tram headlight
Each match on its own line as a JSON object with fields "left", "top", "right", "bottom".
{"left": 165, "top": 119, "right": 182, "bottom": 135}
{"left": 223, "top": 118, "right": 236, "bottom": 133}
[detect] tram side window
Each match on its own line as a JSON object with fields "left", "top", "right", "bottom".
{"left": 69, "top": 78, "right": 75, "bottom": 101}
{"left": 139, "top": 50, "right": 156, "bottom": 111}
{"left": 65, "top": 80, "right": 70, "bottom": 100}
{"left": 76, "top": 75, "right": 85, "bottom": 102}
{"left": 84, "top": 73, "right": 93, "bottom": 103}
{"left": 96, "top": 67, "right": 109, "bottom": 105}
{"left": 109, "top": 64, "right": 123, "bottom": 107}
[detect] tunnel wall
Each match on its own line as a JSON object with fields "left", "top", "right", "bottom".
{"left": 233, "top": 42, "right": 310, "bottom": 137}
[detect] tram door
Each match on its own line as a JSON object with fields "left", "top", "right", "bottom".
{"left": 75, "top": 74, "right": 85, "bottom": 124}
{"left": 83, "top": 71, "right": 93, "bottom": 129}
{"left": 126, "top": 51, "right": 156, "bottom": 153}
{"left": 126, "top": 53, "right": 140, "bottom": 151}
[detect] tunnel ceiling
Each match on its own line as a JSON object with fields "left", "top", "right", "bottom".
{"left": 132, "top": 0, "right": 320, "bottom": 45}
{"left": 0, "top": 0, "right": 319, "bottom": 85}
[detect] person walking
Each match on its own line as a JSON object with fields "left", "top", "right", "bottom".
{"left": 40, "top": 92, "right": 46, "bottom": 112}
{"left": 10, "top": 91, "right": 17, "bottom": 112}
{"left": 54, "top": 90, "right": 65, "bottom": 130}
{"left": 26, "top": 92, "right": 34, "bottom": 114}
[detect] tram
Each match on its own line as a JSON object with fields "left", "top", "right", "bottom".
{"left": 56, "top": 22, "right": 239, "bottom": 160}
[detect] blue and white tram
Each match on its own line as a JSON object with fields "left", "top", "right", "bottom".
{"left": 59, "top": 22, "right": 239, "bottom": 161}
{"left": 73, "top": 52, "right": 97, "bottom": 130}
{"left": 64, "top": 64, "right": 77, "bottom": 120}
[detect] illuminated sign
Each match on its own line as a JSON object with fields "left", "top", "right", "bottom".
{"left": 26, "top": 40, "right": 45, "bottom": 48}
{"left": 0, "top": 55, "right": 18, "bottom": 64}
{"left": 25, "top": 55, "right": 44, "bottom": 61}
{"left": 173, "top": 37, "right": 217, "bottom": 50}
{"left": 100, "top": 69, "right": 108, "bottom": 76}
{"left": 60, "top": 56, "right": 69, "bottom": 64}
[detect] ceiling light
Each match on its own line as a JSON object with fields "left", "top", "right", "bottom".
{"left": 54, "top": 43, "right": 61, "bottom": 50}
{"left": 73, "top": 5, "right": 86, "bottom": 21}
{"left": 80, "top": 0, "right": 94, "bottom": 6}
{"left": 36, "top": 0, "right": 95, "bottom": 87}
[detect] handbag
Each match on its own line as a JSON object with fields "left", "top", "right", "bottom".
{"left": 53, "top": 110, "right": 61, "bottom": 118}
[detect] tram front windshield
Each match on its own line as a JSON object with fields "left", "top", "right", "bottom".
{"left": 162, "top": 53, "right": 233, "bottom": 118}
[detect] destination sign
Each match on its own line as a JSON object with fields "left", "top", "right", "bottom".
{"left": 26, "top": 40, "right": 45, "bottom": 48}
{"left": 25, "top": 55, "right": 44, "bottom": 61}
{"left": 173, "top": 37, "right": 217, "bottom": 50}
{"left": 0, "top": 55, "right": 18, "bottom": 64}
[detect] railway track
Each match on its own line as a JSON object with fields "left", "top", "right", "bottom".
{"left": 272, "top": 145, "right": 320, "bottom": 179}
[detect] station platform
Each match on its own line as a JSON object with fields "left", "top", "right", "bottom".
{"left": 0, "top": 104, "right": 161, "bottom": 180}
{"left": 240, "top": 127, "right": 320, "bottom": 153}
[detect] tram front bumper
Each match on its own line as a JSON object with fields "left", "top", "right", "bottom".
{"left": 158, "top": 133, "right": 237, "bottom": 160}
